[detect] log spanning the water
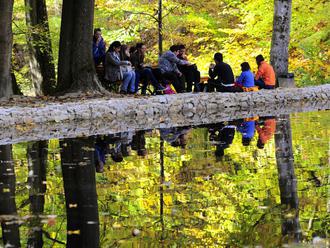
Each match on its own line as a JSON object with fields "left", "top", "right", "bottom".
{"left": 0, "top": 85, "right": 329, "bottom": 145}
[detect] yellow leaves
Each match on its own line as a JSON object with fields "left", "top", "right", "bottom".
{"left": 15, "top": 120, "right": 36, "bottom": 132}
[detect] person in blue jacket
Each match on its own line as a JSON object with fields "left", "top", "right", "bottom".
{"left": 237, "top": 119, "right": 256, "bottom": 146}
{"left": 236, "top": 62, "right": 255, "bottom": 89}
{"left": 93, "top": 28, "right": 106, "bottom": 66}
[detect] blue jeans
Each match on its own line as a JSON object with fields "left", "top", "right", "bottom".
{"left": 122, "top": 71, "right": 136, "bottom": 92}
{"left": 255, "top": 79, "right": 275, "bottom": 89}
{"left": 135, "top": 68, "right": 161, "bottom": 93}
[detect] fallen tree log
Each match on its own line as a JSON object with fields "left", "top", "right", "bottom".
{"left": 0, "top": 85, "right": 329, "bottom": 145}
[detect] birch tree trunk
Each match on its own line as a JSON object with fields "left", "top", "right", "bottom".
{"left": 57, "top": 0, "right": 103, "bottom": 93}
{"left": 0, "top": 0, "right": 14, "bottom": 98}
{"left": 25, "top": 0, "right": 56, "bottom": 96}
{"left": 270, "top": 0, "right": 292, "bottom": 76}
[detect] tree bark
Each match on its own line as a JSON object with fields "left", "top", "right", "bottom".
{"left": 275, "top": 115, "right": 302, "bottom": 242}
{"left": 0, "top": 0, "right": 14, "bottom": 98}
{"left": 0, "top": 145, "right": 20, "bottom": 247}
{"left": 26, "top": 141, "right": 48, "bottom": 247}
{"left": 25, "top": 0, "right": 56, "bottom": 96}
{"left": 57, "top": 0, "right": 103, "bottom": 93}
{"left": 158, "top": 0, "right": 163, "bottom": 56}
{"left": 60, "top": 137, "right": 100, "bottom": 248}
{"left": 270, "top": 0, "right": 292, "bottom": 76}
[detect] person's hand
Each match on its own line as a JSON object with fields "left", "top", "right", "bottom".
{"left": 178, "top": 71, "right": 183, "bottom": 77}
{"left": 209, "top": 63, "right": 215, "bottom": 69}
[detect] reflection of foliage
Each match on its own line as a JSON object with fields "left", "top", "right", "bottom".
{"left": 9, "top": 111, "right": 329, "bottom": 246}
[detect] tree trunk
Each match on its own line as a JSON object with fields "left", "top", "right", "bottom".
{"left": 0, "top": 0, "right": 14, "bottom": 98}
{"left": 25, "top": 0, "right": 56, "bottom": 96}
{"left": 270, "top": 0, "right": 292, "bottom": 76}
{"left": 26, "top": 141, "right": 48, "bottom": 247}
{"left": 158, "top": 0, "right": 163, "bottom": 56}
{"left": 275, "top": 115, "right": 302, "bottom": 242}
{"left": 57, "top": 0, "right": 103, "bottom": 93}
{"left": 0, "top": 145, "right": 20, "bottom": 247}
{"left": 60, "top": 138, "right": 100, "bottom": 248}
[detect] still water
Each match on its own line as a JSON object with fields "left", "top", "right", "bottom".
{"left": 0, "top": 110, "right": 329, "bottom": 247}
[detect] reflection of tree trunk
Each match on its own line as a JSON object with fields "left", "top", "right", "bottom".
{"left": 275, "top": 115, "right": 301, "bottom": 242}
{"left": 60, "top": 138, "right": 99, "bottom": 248}
{"left": 159, "top": 137, "right": 165, "bottom": 243}
{"left": 0, "top": 145, "right": 20, "bottom": 247}
{"left": 26, "top": 141, "right": 48, "bottom": 247}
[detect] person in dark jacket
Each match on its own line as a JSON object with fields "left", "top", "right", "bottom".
{"left": 92, "top": 28, "right": 106, "bottom": 66}
{"left": 207, "top": 53, "right": 238, "bottom": 92}
{"left": 130, "top": 43, "right": 165, "bottom": 94}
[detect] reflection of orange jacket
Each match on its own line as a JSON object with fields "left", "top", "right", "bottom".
{"left": 256, "top": 119, "right": 276, "bottom": 144}
{"left": 255, "top": 61, "right": 276, "bottom": 86}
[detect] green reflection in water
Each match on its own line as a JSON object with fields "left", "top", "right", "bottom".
{"left": 8, "top": 110, "right": 330, "bottom": 247}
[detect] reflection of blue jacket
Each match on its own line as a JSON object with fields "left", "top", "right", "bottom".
{"left": 237, "top": 70, "right": 254, "bottom": 87}
{"left": 93, "top": 38, "right": 106, "bottom": 63}
{"left": 238, "top": 121, "right": 255, "bottom": 139}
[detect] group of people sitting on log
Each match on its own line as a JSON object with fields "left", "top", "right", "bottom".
{"left": 93, "top": 28, "right": 276, "bottom": 95}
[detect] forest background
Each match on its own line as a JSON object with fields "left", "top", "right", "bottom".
{"left": 12, "top": 0, "right": 329, "bottom": 93}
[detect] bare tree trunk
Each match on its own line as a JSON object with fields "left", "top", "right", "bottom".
{"left": 158, "top": 0, "right": 163, "bottom": 56}
{"left": 57, "top": 0, "right": 103, "bottom": 93}
{"left": 270, "top": 0, "right": 292, "bottom": 76}
{"left": 60, "top": 138, "right": 100, "bottom": 248}
{"left": 26, "top": 141, "right": 48, "bottom": 247}
{"left": 0, "top": 145, "right": 20, "bottom": 247}
{"left": 0, "top": 0, "right": 14, "bottom": 98}
{"left": 275, "top": 115, "right": 302, "bottom": 242}
{"left": 25, "top": 0, "right": 56, "bottom": 96}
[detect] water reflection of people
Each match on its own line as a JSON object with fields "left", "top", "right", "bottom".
{"left": 237, "top": 118, "right": 256, "bottom": 146}
{"left": 256, "top": 117, "right": 276, "bottom": 149}
{"left": 159, "top": 127, "right": 191, "bottom": 149}
{"left": 208, "top": 122, "right": 236, "bottom": 159}
{"left": 132, "top": 130, "right": 147, "bottom": 157}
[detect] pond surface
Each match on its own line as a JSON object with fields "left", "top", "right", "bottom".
{"left": 0, "top": 110, "right": 329, "bottom": 247}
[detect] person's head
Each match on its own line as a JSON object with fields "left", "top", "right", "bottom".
{"left": 136, "top": 43, "right": 147, "bottom": 54}
{"left": 170, "top": 45, "right": 180, "bottom": 55}
{"left": 94, "top": 28, "right": 102, "bottom": 40}
{"left": 120, "top": 44, "right": 130, "bottom": 60}
{"left": 256, "top": 54, "right": 264, "bottom": 66}
{"left": 242, "top": 137, "right": 252, "bottom": 146}
{"left": 214, "top": 53, "right": 223, "bottom": 64}
{"left": 241, "top": 62, "right": 250, "bottom": 72}
{"left": 111, "top": 152, "right": 123, "bottom": 162}
{"left": 178, "top": 44, "right": 186, "bottom": 56}
{"left": 170, "top": 134, "right": 187, "bottom": 149}
{"left": 137, "top": 149, "right": 147, "bottom": 157}
{"left": 257, "top": 138, "right": 265, "bottom": 149}
{"left": 109, "top": 41, "right": 121, "bottom": 53}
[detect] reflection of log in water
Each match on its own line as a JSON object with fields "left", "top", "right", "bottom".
{"left": 27, "top": 141, "right": 48, "bottom": 247}
{"left": 0, "top": 145, "right": 20, "bottom": 247}
{"left": 275, "top": 115, "right": 302, "bottom": 242}
{"left": 60, "top": 137, "right": 99, "bottom": 248}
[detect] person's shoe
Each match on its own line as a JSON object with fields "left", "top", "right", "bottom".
{"left": 95, "top": 161, "right": 104, "bottom": 173}
{"left": 119, "top": 90, "right": 127, "bottom": 94}
{"left": 156, "top": 85, "right": 166, "bottom": 91}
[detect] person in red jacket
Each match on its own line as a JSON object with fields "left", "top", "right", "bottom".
{"left": 255, "top": 55, "right": 276, "bottom": 89}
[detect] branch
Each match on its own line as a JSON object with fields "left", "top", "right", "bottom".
{"left": 124, "top": 10, "right": 159, "bottom": 22}
{"left": 42, "top": 230, "right": 66, "bottom": 245}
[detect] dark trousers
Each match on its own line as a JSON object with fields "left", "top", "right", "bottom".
{"left": 179, "top": 65, "right": 201, "bottom": 92}
{"left": 135, "top": 68, "right": 162, "bottom": 93}
{"left": 207, "top": 79, "right": 241, "bottom": 92}
{"left": 255, "top": 79, "right": 275, "bottom": 89}
{"left": 161, "top": 72, "right": 186, "bottom": 93}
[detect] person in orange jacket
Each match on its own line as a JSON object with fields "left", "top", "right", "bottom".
{"left": 255, "top": 55, "right": 276, "bottom": 89}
